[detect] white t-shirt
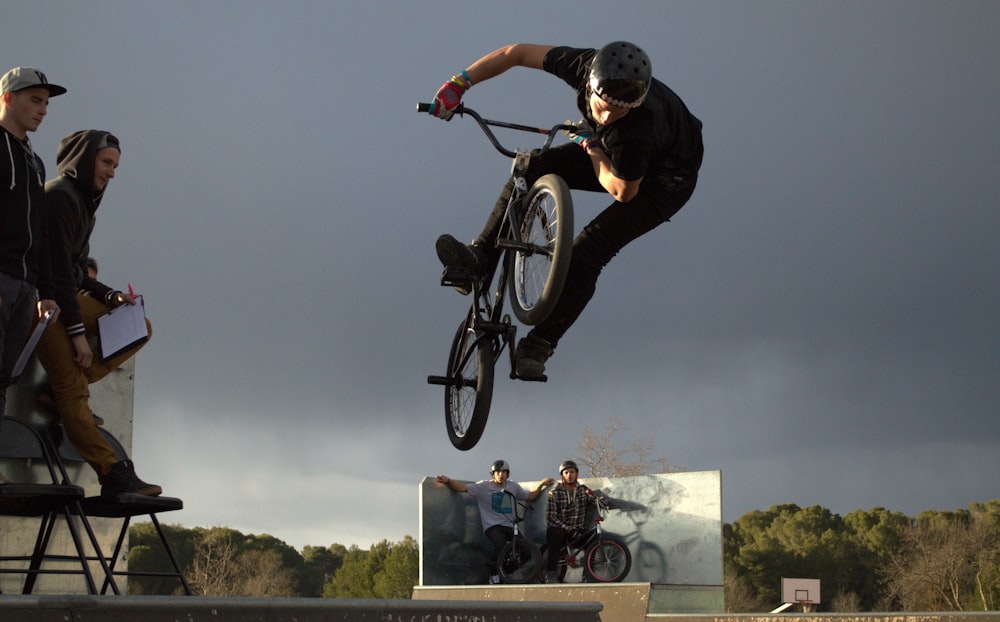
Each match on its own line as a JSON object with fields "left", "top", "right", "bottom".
{"left": 465, "top": 480, "right": 530, "bottom": 531}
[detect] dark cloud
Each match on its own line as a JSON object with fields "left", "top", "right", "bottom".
{"left": 3, "top": 1, "right": 997, "bottom": 549}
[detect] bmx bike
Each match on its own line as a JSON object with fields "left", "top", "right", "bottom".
{"left": 494, "top": 491, "right": 543, "bottom": 584}
{"left": 539, "top": 490, "right": 632, "bottom": 583}
{"left": 419, "top": 103, "right": 576, "bottom": 450}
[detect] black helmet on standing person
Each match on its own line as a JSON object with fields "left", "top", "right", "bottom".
{"left": 559, "top": 460, "right": 579, "bottom": 474}
{"left": 490, "top": 459, "right": 511, "bottom": 473}
{"left": 589, "top": 41, "right": 652, "bottom": 109}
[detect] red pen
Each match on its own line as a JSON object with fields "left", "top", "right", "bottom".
{"left": 128, "top": 283, "right": 136, "bottom": 299}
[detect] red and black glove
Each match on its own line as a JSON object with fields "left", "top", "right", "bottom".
{"left": 429, "top": 70, "right": 473, "bottom": 121}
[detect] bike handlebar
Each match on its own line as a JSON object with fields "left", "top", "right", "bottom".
{"left": 417, "top": 102, "right": 576, "bottom": 159}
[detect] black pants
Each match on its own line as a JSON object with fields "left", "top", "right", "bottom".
{"left": 545, "top": 526, "right": 571, "bottom": 571}
{"left": 475, "top": 143, "right": 698, "bottom": 348}
{"left": 484, "top": 525, "right": 514, "bottom": 573}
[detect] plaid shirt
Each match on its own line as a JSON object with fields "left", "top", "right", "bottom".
{"left": 546, "top": 483, "right": 595, "bottom": 531}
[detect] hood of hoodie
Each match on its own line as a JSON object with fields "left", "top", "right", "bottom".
{"left": 55, "top": 129, "right": 120, "bottom": 211}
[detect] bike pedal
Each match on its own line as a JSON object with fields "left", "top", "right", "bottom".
{"left": 440, "top": 266, "right": 474, "bottom": 289}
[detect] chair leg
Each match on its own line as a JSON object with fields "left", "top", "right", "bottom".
{"left": 20, "top": 509, "right": 100, "bottom": 595}
{"left": 71, "top": 502, "right": 121, "bottom": 595}
{"left": 150, "top": 514, "right": 193, "bottom": 595}
{"left": 99, "top": 515, "right": 132, "bottom": 595}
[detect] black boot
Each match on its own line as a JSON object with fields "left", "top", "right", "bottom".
{"left": 99, "top": 460, "right": 162, "bottom": 496}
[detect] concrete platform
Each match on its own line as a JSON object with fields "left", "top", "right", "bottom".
{"left": 414, "top": 583, "right": 648, "bottom": 622}
{"left": 0, "top": 594, "right": 602, "bottom": 621}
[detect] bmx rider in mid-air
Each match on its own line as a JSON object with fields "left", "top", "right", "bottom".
{"left": 428, "top": 42, "right": 704, "bottom": 379}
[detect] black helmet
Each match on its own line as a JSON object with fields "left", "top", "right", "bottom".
{"left": 490, "top": 459, "right": 511, "bottom": 473}
{"left": 589, "top": 41, "right": 652, "bottom": 109}
{"left": 559, "top": 460, "right": 579, "bottom": 474}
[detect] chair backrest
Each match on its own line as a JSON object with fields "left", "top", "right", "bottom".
{"left": 55, "top": 425, "right": 129, "bottom": 464}
{"left": 0, "top": 416, "right": 63, "bottom": 485}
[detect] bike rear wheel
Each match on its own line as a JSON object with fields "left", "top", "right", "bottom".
{"left": 444, "top": 315, "right": 495, "bottom": 450}
{"left": 497, "top": 538, "right": 542, "bottom": 584}
{"left": 583, "top": 537, "right": 631, "bottom": 582}
{"left": 508, "top": 174, "right": 573, "bottom": 326}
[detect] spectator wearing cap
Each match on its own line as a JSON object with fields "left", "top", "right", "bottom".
{"left": 0, "top": 67, "right": 65, "bottom": 417}
{"left": 35, "top": 129, "right": 161, "bottom": 497}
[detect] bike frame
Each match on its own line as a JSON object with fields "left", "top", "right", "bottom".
{"left": 426, "top": 104, "right": 575, "bottom": 378}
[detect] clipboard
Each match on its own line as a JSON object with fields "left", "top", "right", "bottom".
{"left": 11, "top": 308, "right": 57, "bottom": 379}
{"left": 97, "top": 295, "right": 149, "bottom": 362}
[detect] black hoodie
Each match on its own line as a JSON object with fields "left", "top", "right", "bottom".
{"left": 0, "top": 125, "right": 51, "bottom": 285}
{"left": 42, "top": 130, "right": 120, "bottom": 337}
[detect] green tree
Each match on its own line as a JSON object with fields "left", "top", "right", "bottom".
{"left": 726, "top": 504, "right": 872, "bottom": 611}
{"left": 126, "top": 522, "right": 197, "bottom": 595}
{"left": 373, "top": 536, "right": 419, "bottom": 599}
{"left": 323, "top": 545, "right": 373, "bottom": 598}
{"left": 322, "top": 538, "right": 419, "bottom": 599}
{"left": 301, "top": 544, "right": 347, "bottom": 597}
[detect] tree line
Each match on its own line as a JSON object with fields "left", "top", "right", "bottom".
{"left": 128, "top": 500, "right": 1000, "bottom": 611}
{"left": 724, "top": 501, "right": 1000, "bottom": 612}
{"left": 127, "top": 525, "right": 417, "bottom": 598}
{"left": 125, "top": 421, "right": 998, "bottom": 610}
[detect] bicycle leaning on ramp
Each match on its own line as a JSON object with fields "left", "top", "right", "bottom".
{"left": 419, "top": 104, "right": 575, "bottom": 451}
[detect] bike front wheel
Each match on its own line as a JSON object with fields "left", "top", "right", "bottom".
{"left": 496, "top": 538, "right": 542, "bottom": 584}
{"left": 508, "top": 173, "right": 573, "bottom": 326}
{"left": 444, "top": 315, "right": 495, "bottom": 450}
{"left": 583, "top": 537, "right": 631, "bottom": 582}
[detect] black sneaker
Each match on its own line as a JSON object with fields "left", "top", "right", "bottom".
{"left": 436, "top": 234, "right": 487, "bottom": 295}
{"left": 514, "top": 335, "right": 555, "bottom": 379}
{"left": 99, "top": 460, "right": 163, "bottom": 496}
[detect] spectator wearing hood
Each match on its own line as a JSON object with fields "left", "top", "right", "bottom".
{"left": 36, "top": 130, "right": 161, "bottom": 496}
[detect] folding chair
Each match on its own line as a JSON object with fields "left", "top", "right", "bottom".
{"left": 0, "top": 416, "right": 114, "bottom": 594}
{"left": 55, "top": 424, "right": 192, "bottom": 595}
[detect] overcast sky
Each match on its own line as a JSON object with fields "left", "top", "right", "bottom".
{"left": 3, "top": 1, "right": 997, "bottom": 551}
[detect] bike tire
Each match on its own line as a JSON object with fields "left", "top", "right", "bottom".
{"left": 507, "top": 174, "right": 573, "bottom": 326}
{"left": 583, "top": 537, "right": 631, "bottom": 583}
{"left": 496, "top": 538, "right": 542, "bottom": 584}
{"left": 444, "top": 315, "right": 495, "bottom": 450}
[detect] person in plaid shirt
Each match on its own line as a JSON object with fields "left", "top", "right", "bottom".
{"left": 543, "top": 459, "right": 599, "bottom": 582}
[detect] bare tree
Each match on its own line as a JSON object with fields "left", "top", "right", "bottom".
{"left": 240, "top": 549, "right": 298, "bottom": 597}
{"left": 882, "top": 511, "right": 1000, "bottom": 611}
{"left": 187, "top": 527, "right": 297, "bottom": 597}
{"left": 576, "top": 417, "right": 677, "bottom": 477}
{"left": 187, "top": 529, "right": 243, "bottom": 596}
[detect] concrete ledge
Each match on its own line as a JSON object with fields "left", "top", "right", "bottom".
{"left": 415, "top": 583, "right": 644, "bottom": 622}
{"left": 0, "top": 594, "right": 603, "bottom": 622}
{"left": 645, "top": 616, "right": 1000, "bottom": 622}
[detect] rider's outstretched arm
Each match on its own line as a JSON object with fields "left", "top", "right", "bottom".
{"left": 429, "top": 44, "right": 554, "bottom": 120}
{"left": 463, "top": 43, "right": 554, "bottom": 85}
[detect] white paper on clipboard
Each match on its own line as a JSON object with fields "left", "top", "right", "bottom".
{"left": 97, "top": 295, "right": 148, "bottom": 361}
{"left": 11, "top": 308, "right": 57, "bottom": 379}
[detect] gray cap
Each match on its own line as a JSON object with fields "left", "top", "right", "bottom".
{"left": 1, "top": 67, "right": 66, "bottom": 97}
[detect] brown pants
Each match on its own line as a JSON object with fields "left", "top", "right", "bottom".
{"left": 35, "top": 295, "right": 152, "bottom": 476}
